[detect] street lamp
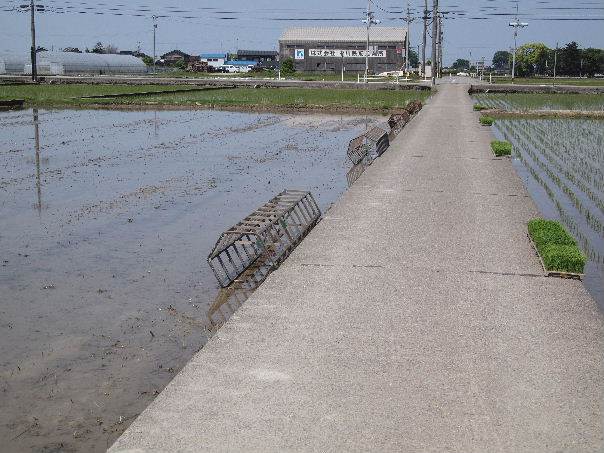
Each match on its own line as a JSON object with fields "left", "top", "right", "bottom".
{"left": 509, "top": 6, "right": 528, "bottom": 80}
{"left": 362, "top": 0, "right": 380, "bottom": 83}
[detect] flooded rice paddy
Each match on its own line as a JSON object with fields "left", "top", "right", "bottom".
{"left": 0, "top": 108, "right": 379, "bottom": 452}
{"left": 493, "top": 117, "right": 604, "bottom": 309}
{"left": 473, "top": 93, "right": 604, "bottom": 111}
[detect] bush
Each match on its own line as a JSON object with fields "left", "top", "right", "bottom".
{"left": 280, "top": 58, "right": 295, "bottom": 76}
{"left": 473, "top": 104, "right": 488, "bottom": 111}
{"left": 528, "top": 218, "right": 586, "bottom": 274}
{"left": 480, "top": 116, "right": 495, "bottom": 126}
{"left": 490, "top": 140, "right": 512, "bottom": 157}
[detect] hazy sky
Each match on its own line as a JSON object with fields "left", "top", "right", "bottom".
{"left": 1, "top": 0, "right": 603, "bottom": 64}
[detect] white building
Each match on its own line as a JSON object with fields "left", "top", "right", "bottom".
{"left": 200, "top": 53, "right": 228, "bottom": 68}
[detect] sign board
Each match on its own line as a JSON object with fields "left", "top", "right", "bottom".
{"left": 294, "top": 49, "right": 305, "bottom": 60}
{"left": 309, "top": 49, "right": 386, "bottom": 58}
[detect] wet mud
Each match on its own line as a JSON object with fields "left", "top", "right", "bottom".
{"left": 0, "top": 108, "right": 380, "bottom": 452}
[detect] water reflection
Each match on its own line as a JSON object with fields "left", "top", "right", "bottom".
{"left": 206, "top": 276, "right": 261, "bottom": 332}
{"left": 33, "top": 108, "right": 43, "bottom": 214}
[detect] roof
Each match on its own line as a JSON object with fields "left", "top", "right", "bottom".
{"left": 224, "top": 60, "right": 257, "bottom": 66}
{"left": 237, "top": 50, "right": 278, "bottom": 57}
{"left": 161, "top": 50, "right": 190, "bottom": 58}
{"left": 201, "top": 53, "right": 227, "bottom": 59}
{"left": 280, "top": 27, "right": 406, "bottom": 43}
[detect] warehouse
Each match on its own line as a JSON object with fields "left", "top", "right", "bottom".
{"left": 278, "top": 26, "right": 406, "bottom": 74}
{"left": 0, "top": 51, "right": 147, "bottom": 75}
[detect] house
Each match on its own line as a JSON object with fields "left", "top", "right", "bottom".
{"left": 200, "top": 53, "right": 228, "bottom": 68}
{"left": 161, "top": 50, "right": 191, "bottom": 64}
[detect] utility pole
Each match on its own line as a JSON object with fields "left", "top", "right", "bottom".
{"left": 422, "top": 0, "right": 428, "bottom": 78}
{"left": 30, "top": 0, "right": 37, "bottom": 82}
{"left": 152, "top": 15, "right": 158, "bottom": 75}
{"left": 362, "top": 0, "right": 379, "bottom": 83}
{"left": 553, "top": 42, "right": 558, "bottom": 86}
{"left": 509, "top": 4, "right": 528, "bottom": 80}
{"left": 431, "top": 0, "right": 438, "bottom": 85}
{"left": 404, "top": 2, "right": 415, "bottom": 72}
{"left": 438, "top": 14, "right": 443, "bottom": 78}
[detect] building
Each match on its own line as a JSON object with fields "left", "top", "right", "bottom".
{"left": 236, "top": 50, "right": 278, "bottom": 63}
{"left": 0, "top": 51, "right": 147, "bottom": 75}
{"left": 160, "top": 50, "right": 195, "bottom": 65}
{"left": 279, "top": 26, "right": 407, "bottom": 74}
{"left": 200, "top": 53, "right": 228, "bottom": 69}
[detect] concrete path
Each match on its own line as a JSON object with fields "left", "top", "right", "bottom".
{"left": 110, "top": 84, "right": 603, "bottom": 452}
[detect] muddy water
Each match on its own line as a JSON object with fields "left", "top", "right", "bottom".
{"left": 493, "top": 118, "right": 604, "bottom": 310}
{"left": 0, "top": 108, "right": 379, "bottom": 452}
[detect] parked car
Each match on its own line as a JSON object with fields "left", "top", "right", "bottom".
{"left": 456, "top": 71, "right": 469, "bottom": 77}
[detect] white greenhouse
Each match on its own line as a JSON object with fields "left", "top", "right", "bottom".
{"left": 0, "top": 52, "right": 148, "bottom": 75}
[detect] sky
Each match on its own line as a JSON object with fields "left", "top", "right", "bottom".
{"left": 1, "top": 0, "right": 603, "bottom": 65}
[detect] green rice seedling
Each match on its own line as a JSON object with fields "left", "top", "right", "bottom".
{"left": 527, "top": 218, "right": 586, "bottom": 274}
{"left": 540, "top": 244, "right": 587, "bottom": 274}
{"left": 490, "top": 140, "right": 512, "bottom": 157}
{"left": 473, "top": 104, "right": 488, "bottom": 111}
{"left": 479, "top": 116, "right": 495, "bottom": 126}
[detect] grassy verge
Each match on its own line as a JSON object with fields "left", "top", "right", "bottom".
{"left": 528, "top": 218, "right": 586, "bottom": 274}
{"left": 490, "top": 140, "right": 512, "bottom": 157}
{"left": 479, "top": 116, "right": 495, "bottom": 126}
{"left": 0, "top": 84, "right": 431, "bottom": 111}
{"left": 491, "top": 77, "right": 604, "bottom": 87}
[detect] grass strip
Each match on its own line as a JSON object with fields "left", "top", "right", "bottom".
{"left": 490, "top": 140, "right": 512, "bottom": 157}
{"left": 0, "top": 84, "right": 431, "bottom": 111}
{"left": 473, "top": 104, "right": 488, "bottom": 111}
{"left": 479, "top": 116, "right": 495, "bottom": 126}
{"left": 527, "top": 218, "right": 586, "bottom": 274}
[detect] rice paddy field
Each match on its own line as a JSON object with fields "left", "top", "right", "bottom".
{"left": 473, "top": 93, "right": 604, "bottom": 111}
{"left": 492, "top": 115, "right": 604, "bottom": 308}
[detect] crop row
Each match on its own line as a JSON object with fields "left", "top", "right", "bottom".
{"left": 512, "top": 147, "right": 602, "bottom": 264}
{"left": 472, "top": 93, "right": 604, "bottom": 112}
{"left": 497, "top": 118, "right": 604, "bottom": 200}
{"left": 496, "top": 119, "right": 604, "bottom": 241}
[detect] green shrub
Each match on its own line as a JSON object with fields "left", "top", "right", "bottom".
{"left": 479, "top": 116, "right": 494, "bottom": 126}
{"left": 541, "top": 244, "right": 587, "bottom": 274}
{"left": 490, "top": 140, "right": 512, "bottom": 157}
{"left": 280, "top": 58, "right": 296, "bottom": 76}
{"left": 528, "top": 218, "right": 586, "bottom": 274}
{"left": 473, "top": 104, "right": 488, "bottom": 111}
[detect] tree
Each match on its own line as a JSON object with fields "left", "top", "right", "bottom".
{"left": 92, "top": 42, "right": 104, "bottom": 54}
{"left": 558, "top": 42, "right": 581, "bottom": 76}
{"left": 581, "top": 48, "right": 604, "bottom": 78}
{"left": 141, "top": 55, "right": 154, "bottom": 66}
{"left": 515, "top": 42, "right": 550, "bottom": 76}
{"left": 451, "top": 58, "right": 470, "bottom": 70}
{"left": 492, "top": 50, "right": 511, "bottom": 71}
{"left": 280, "top": 57, "right": 295, "bottom": 76}
{"left": 62, "top": 47, "right": 81, "bottom": 53}
{"left": 408, "top": 49, "right": 419, "bottom": 68}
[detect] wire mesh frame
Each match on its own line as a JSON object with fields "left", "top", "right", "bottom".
{"left": 208, "top": 190, "right": 321, "bottom": 288}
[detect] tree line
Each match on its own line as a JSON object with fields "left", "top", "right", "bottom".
{"left": 492, "top": 42, "right": 603, "bottom": 78}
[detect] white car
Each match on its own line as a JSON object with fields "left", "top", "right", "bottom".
{"left": 456, "top": 72, "right": 469, "bottom": 77}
